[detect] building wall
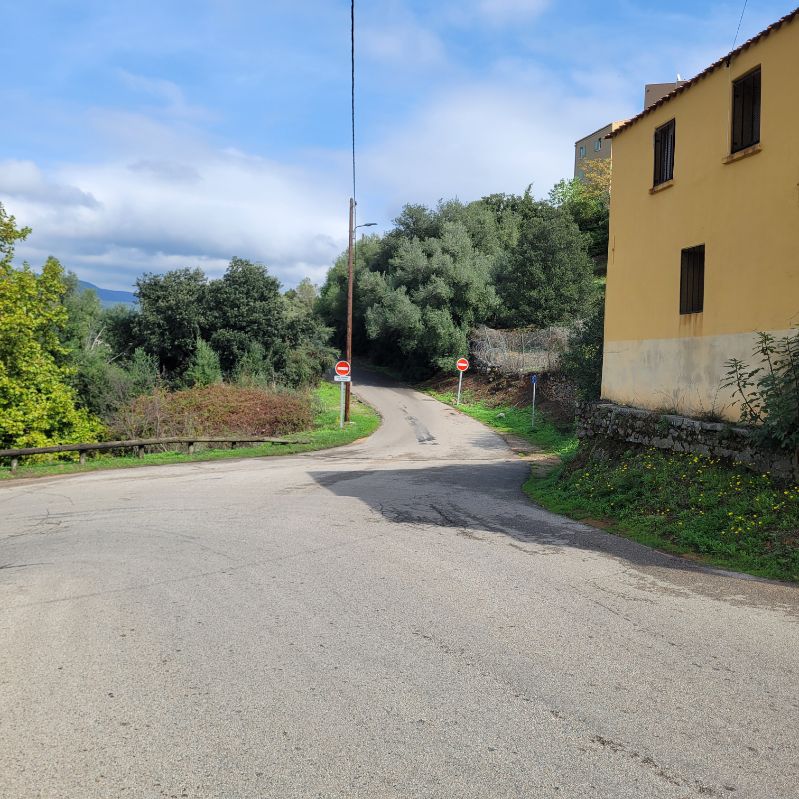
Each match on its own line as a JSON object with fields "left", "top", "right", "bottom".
{"left": 603, "top": 20, "right": 799, "bottom": 419}
{"left": 574, "top": 123, "right": 613, "bottom": 178}
{"left": 643, "top": 81, "right": 685, "bottom": 109}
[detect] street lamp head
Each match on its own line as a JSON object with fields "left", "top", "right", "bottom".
{"left": 356, "top": 222, "right": 377, "bottom": 229}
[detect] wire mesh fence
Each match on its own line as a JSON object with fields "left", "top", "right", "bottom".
{"left": 470, "top": 325, "right": 570, "bottom": 374}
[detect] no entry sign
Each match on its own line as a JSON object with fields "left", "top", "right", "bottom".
{"left": 335, "top": 360, "right": 351, "bottom": 377}
{"left": 456, "top": 358, "right": 469, "bottom": 372}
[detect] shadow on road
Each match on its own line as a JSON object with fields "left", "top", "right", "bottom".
{"left": 309, "top": 461, "right": 799, "bottom": 609}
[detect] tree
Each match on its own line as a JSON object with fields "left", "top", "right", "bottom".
{"left": 561, "top": 295, "right": 605, "bottom": 401}
{"left": 549, "top": 159, "right": 611, "bottom": 266}
{"left": 184, "top": 338, "right": 222, "bottom": 387}
{"left": 204, "top": 257, "right": 287, "bottom": 375}
{"left": 60, "top": 277, "right": 158, "bottom": 418}
{"left": 355, "top": 221, "right": 499, "bottom": 375}
{"left": 135, "top": 268, "right": 208, "bottom": 377}
{"left": 0, "top": 203, "right": 102, "bottom": 449}
{"left": 494, "top": 205, "right": 595, "bottom": 328}
{"left": 317, "top": 233, "right": 386, "bottom": 354}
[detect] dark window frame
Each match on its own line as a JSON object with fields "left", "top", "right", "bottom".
{"left": 731, "top": 66, "right": 761, "bottom": 153}
{"left": 680, "top": 245, "right": 705, "bottom": 315}
{"left": 653, "top": 118, "right": 676, "bottom": 186}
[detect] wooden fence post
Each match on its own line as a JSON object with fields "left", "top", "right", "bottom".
{"left": 10, "top": 458, "right": 18, "bottom": 474}
{"left": 79, "top": 452, "right": 86, "bottom": 465}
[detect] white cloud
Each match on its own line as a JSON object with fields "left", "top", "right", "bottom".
{"left": 3, "top": 114, "right": 349, "bottom": 291}
{"left": 0, "top": 160, "right": 100, "bottom": 209}
{"left": 360, "top": 77, "right": 617, "bottom": 211}
{"left": 2, "top": 59, "right": 630, "bottom": 292}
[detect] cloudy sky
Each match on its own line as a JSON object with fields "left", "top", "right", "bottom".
{"left": 2, "top": 0, "right": 795, "bottom": 290}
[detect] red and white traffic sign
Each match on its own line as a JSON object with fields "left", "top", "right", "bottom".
{"left": 456, "top": 358, "right": 469, "bottom": 372}
{"left": 335, "top": 360, "right": 351, "bottom": 377}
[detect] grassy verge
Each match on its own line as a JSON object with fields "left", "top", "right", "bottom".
{"left": 526, "top": 447, "right": 799, "bottom": 582}
{"left": 0, "top": 383, "right": 380, "bottom": 481}
{"left": 425, "top": 388, "right": 578, "bottom": 458}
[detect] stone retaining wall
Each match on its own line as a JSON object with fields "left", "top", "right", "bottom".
{"left": 577, "top": 402, "right": 798, "bottom": 481}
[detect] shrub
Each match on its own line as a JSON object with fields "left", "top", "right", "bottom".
{"left": 723, "top": 330, "right": 799, "bottom": 454}
{"left": 72, "top": 347, "right": 159, "bottom": 419}
{"left": 110, "top": 383, "right": 313, "bottom": 440}
{"left": 561, "top": 298, "right": 604, "bottom": 400}
{"left": 184, "top": 338, "right": 222, "bottom": 387}
{"left": 233, "top": 341, "right": 275, "bottom": 388}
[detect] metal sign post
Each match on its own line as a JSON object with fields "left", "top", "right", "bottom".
{"left": 531, "top": 374, "right": 538, "bottom": 429}
{"left": 455, "top": 358, "right": 469, "bottom": 405}
{"left": 334, "top": 361, "right": 352, "bottom": 428}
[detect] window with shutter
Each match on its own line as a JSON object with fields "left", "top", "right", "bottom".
{"left": 653, "top": 119, "right": 675, "bottom": 186}
{"left": 731, "top": 68, "right": 761, "bottom": 153}
{"left": 680, "top": 245, "right": 705, "bottom": 315}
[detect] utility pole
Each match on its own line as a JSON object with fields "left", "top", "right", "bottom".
{"left": 344, "top": 197, "right": 355, "bottom": 422}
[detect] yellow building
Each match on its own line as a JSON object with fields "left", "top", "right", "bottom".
{"left": 602, "top": 9, "right": 799, "bottom": 420}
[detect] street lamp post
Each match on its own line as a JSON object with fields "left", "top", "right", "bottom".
{"left": 344, "top": 201, "right": 376, "bottom": 422}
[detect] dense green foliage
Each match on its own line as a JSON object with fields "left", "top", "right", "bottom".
{"left": 319, "top": 190, "right": 597, "bottom": 377}
{"left": 724, "top": 330, "right": 799, "bottom": 455}
{"left": 184, "top": 338, "right": 223, "bottom": 388}
{"left": 560, "top": 295, "right": 605, "bottom": 400}
{"left": 1, "top": 201, "right": 338, "bottom": 454}
{"left": 3, "top": 170, "right": 605, "bottom": 451}
{"left": 494, "top": 205, "right": 594, "bottom": 327}
{"left": 131, "top": 259, "right": 336, "bottom": 387}
{"left": 0, "top": 205, "right": 102, "bottom": 449}
{"left": 549, "top": 159, "right": 611, "bottom": 266}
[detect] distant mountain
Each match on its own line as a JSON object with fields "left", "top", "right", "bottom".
{"left": 77, "top": 280, "right": 137, "bottom": 308}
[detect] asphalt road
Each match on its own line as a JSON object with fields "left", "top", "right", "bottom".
{"left": 1, "top": 371, "right": 797, "bottom": 798}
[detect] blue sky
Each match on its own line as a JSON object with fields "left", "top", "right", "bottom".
{"left": 2, "top": 0, "right": 795, "bottom": 289}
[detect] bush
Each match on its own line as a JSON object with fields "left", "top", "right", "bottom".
{"left": 184, "top": 338, "right": 223, "bottom": 387}
{"left": 561, "top": 298, "right": 604, "bottom": 400}
{"left": 110, "top": 383, "right": 313, "bottom": 440}
{"left": 723, "top": 330, "right": 799, "bottom": 454}
{"left": 72, "top": 347, "right": 159, "bottom": 418}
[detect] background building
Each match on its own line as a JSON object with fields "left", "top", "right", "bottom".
{"left": 574, "top": 82, "right": 684, "bottom": 179}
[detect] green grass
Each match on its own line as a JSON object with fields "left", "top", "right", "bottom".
{"left": 526, "top": 447, "right": 799, "bottom": 582}
{"left": 0, "top": 383, "right": 380, "bottom": 481}
{"left": 425, "top": 388, "right": 578, "bottom": 458}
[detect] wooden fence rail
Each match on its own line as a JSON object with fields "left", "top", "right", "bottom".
{"left": 0, "top": 436, "right": 310, "bottom": 473}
